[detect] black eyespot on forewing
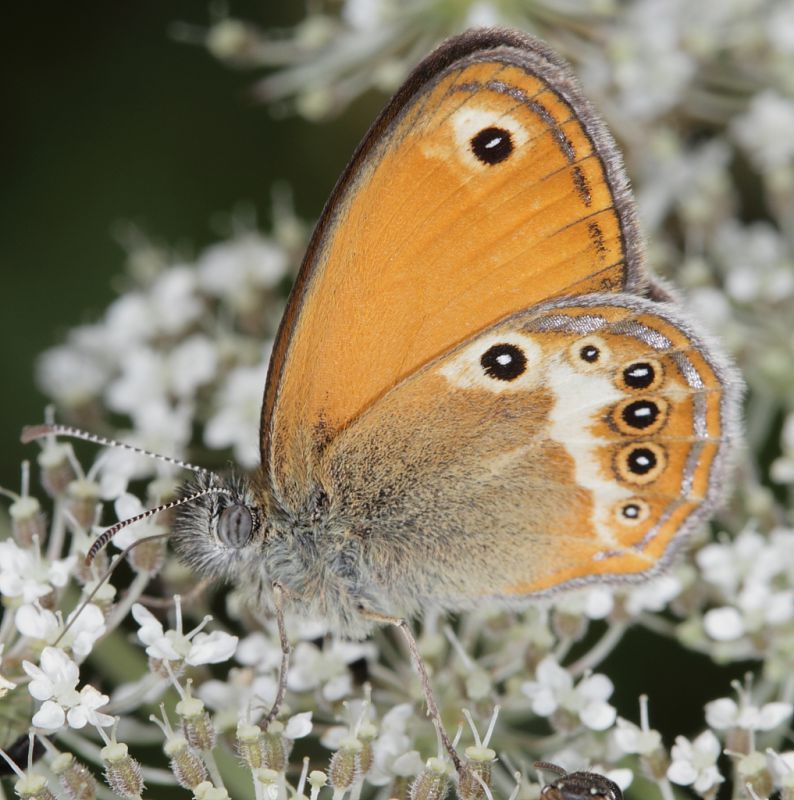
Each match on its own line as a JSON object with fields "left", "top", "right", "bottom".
{"left": 623, "top": 361, "right": 655, "bottom": 389}
{"left": 621, "top": 400, "right": 660, "bottom": 430}
{"left": 470, "top": 126, "right": 514, "bottom": 165}
{"left": 481, "top": 343, "right": 527, "bottom": 381}
{"left": 627, "top": 447, "right": 657, "bottom": 475}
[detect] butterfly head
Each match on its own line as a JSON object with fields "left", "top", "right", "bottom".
{"left": 171, "top": 472, "right": 268, "bottom": 581}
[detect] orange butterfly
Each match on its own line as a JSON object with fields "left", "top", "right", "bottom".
{"left": 23, "top": 26, "right": 740, "bottom": 767}
{"left": 162, "top": 28, "right": 740, "bottom": 638}
{"left": 24, "top": 28, "right": 740, "bottom": 644}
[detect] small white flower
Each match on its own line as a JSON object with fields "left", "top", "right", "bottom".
{"left": 198, "top": 234, "right": 288, "bottom": 311}
{"left": 66, "top": 685, "right": 115, "bottom": 729}
{"left": 113, "top": 493, "right": 168, "bottom": 551}
{"left": 284, "top": 710, "right": 313, "bottom": 739}
{"left": 15, "top": 602, "right": 105, "bottom": 658}
{"left": 22, "top": 646, "right": 112, "bottom": 732}
{"left": 613, "top": 695, "right": 663, "bottom": 756}
{"left": 287, "top": 639, "right": 376, "bottom": 698}
{"left": 204, "top": 352, "right": 272, "bottom": 467}
{"left": 149, "top": 266, "right": 204, "bottom": 336}
{"left": 522, "top": 656, "right": 617, "bottom": 731}
{"left": 705, "top": 696, "right": 793, "bottom": 732}
{"left": 623, "top": 573, "right": 682, "bottom": 615}
{"left": 198, "top": 668, "right": 278, "bottom": 729}
{"left": 132, "top": 599, "right": 238, "bottom": 666}
{"left": 235, "top": 632, "right": 284, "bottom": 672}
{"left": 168, "top": 334, "right": 219, "bottom": 398}
{"left": 36, "top": 344, "right": 109, "bottom": 407}
{"left": 369, "top": 703, "right": 422, "bottom": 786}
{"left": 0, "top": 539, "right": 76, "bottom": 603}
{"left": 732, "top": 90, "right": 794, "bottom": 173}
{"left": 703, "top": 606, "right": 745, "bottom": 641}
{"left": 667, "top": 730, "right": 724, "bottom": 793}
{"left": 554, "top": 587, "right": 614, "bottom": 620}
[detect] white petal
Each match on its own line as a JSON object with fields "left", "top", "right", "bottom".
{"left": 667, "top": 759, "right": 698, "bottom": 786}
{"left": 703, "top": 606, "right": 745, "bottom": 640}
{"left": 536, "top": 656, "right": 572, "bottom": 691}
{"left": 581, "top": 700, "right": 617, "bottom": 731}
{"left": 577, "top": 673, "right": 614, "bottom": 702}
{"left": 322, "top": 673, "right": 352, "bottom": 702}
{"left": 15, "top": 604, "right": 58, "bottom": 640}
{"left": 186, "top": 631, "right": 238, "bottom": 665}
{"left": 285, "top": 711, "right": 313, "bottom": 739}
{"left": 391, "top": 750, "right": 424, "bottom": 778}
{"left": 704, "top": 698, "right": 738, "bottom": 729}
{"left": 693, "top": 766, "right": 724, "bottom": 793}
{"left": 758, "top": 702, "right": 793, "bottom": 730}
{"left": 67, "top": 705, "right": 89, "bottom": 729}
{"left": 693, "top": 729, "right": 722, "bottom": 759}
{"left": 530, "top": 688, "right": 558, "bottom": 717}
{"left": 32, "top": 700, "right": 66, "bottom": 731}
{"left": 39, "top": 647, "right": 79, "bottom": 687}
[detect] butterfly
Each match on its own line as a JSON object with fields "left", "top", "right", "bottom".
{"left": 158, "top": 27, "right": 740, "bottom": 639}
{"left": 26, "top": 28, "right": 739, "bottom": 652}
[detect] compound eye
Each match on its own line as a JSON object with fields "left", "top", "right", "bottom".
{"left": 218, "top": 504, "right": 253, "bottom": 548}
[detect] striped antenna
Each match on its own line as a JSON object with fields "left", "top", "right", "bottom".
{"left": 85, "top": 485, "right": 232, "bottom": 563}
{"left": 21, "top": 423, "right": 218, "bottom": 480}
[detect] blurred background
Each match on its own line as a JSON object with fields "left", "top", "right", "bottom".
{"left": 4, "top": 0, "right": 793, "bottom": 754}
{"left": 1, "top": 0, "right": 380, "bottom": 493}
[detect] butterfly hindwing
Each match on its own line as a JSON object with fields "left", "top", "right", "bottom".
{"left": 321, "top": 294, "right": 739, "bottom": 600}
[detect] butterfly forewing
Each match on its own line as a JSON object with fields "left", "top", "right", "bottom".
{"left": 262, "top": 30, "right": 644, "bottom": 503}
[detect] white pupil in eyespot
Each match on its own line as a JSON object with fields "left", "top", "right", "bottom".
{"left": 485, "top": 136, "right": 503, "bottom": 149}
{"left": 496, "top": 353, "right": 513, "bottom": 365}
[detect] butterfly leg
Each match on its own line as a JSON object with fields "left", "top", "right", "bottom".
{"left": 357, "top": 606, "right": 463, "bottom": 774}
{"left": 261, "top": 582, "right": 291, "bottom": 729}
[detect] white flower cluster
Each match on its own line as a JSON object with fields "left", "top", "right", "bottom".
{"left": 3, "top": 2, "right": 794, "bottom": 798}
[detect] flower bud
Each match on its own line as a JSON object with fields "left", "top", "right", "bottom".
{"left": 51, "top": 752, "right": 97, "bottom": 800}
{"left": 255, "top": 768, "right": 281, "bottom": 799}
{"left": 127, "top": 535, "right": 166, "bottom": 575}
{"left": 176, "top": 696, "right": 216, "bottom": 751}
{"left": 14, "top": 772, "right": 57, "bottom": 800}
{"left": 237, "top": 722, "right": 267, "bottom": 771}
{"left": 329, "top": 736, "right": 362, "bottom": 792}
{"left": 457, "top": 746, "right": 496, "bottom": 800}
{"left": 357, "top": 721, "right": 377, "bottom": 776}
{"left": 639, "top": 747, "right": 670, "bottom": 782}
{"left": 737, "top": 752, "right": 772, "bottom": 800}
{"left": 551, "top": 607, "right": 588, "bottom": 641}
{"left": 66, "top": 479, "right": 100, "bottom": 531}
{"left": 410, "top": 757, "right": 450, "bottom": 800}
{"left": 164, "top": 733, "right": 207, "bottom": 789}
{"left": 9, "top": 496, "right": 46, "bottom": 547}
{"left": 100, "top": 741, "right": 143, "bottom": 799}
{"left": 193, "top": 781, "right": 230, "bottom": 800}
{"left": 38, "top": 444, "right": 76, "bottom": 498}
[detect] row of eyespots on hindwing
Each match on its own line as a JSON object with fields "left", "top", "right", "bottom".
{"left": 569, "top": 337, "right": 669, "bottom": 528}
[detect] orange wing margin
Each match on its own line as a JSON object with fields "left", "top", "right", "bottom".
{"left": 261, "top": 29, "right": 646, "bottom": 503}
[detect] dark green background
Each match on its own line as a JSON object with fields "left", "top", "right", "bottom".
{"left": 1, "top": 1, "right": 751, "bottom": 765}
{"left": 1, "top": 1, "right": 383, "bottom": 493}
